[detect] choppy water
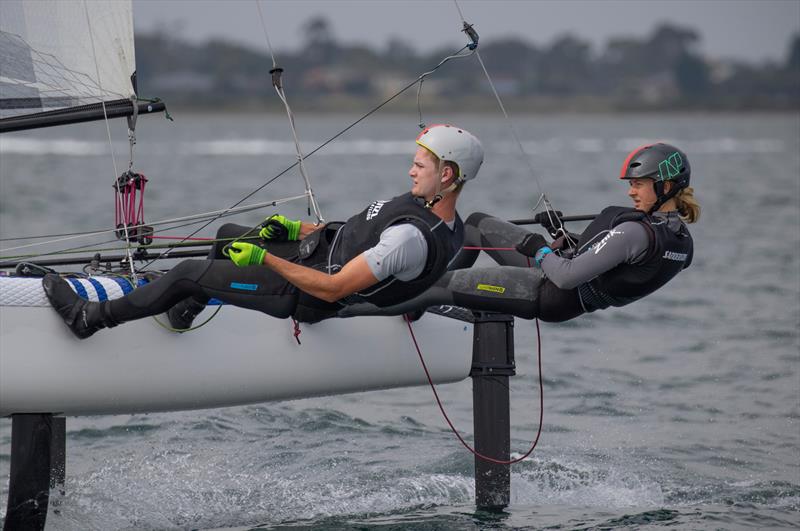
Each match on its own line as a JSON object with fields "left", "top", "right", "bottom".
{"left": 1, "top": 112, "right": 798, "bottom": 530}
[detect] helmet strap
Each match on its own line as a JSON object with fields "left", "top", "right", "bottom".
{"left": 648, "top": 180, "right": 681, "bottom": 214}
{"left": 425, "top": 161, "right": 457, "bottom": 209}
{"left": 424, "top": 179, "right": 461, "bottom": 209}
{"left": 434, "top": 159, "right": 445, "bottom": 198}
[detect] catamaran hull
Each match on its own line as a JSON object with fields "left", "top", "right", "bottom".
{"left": 0, "top": 304, "right": 473, "bottom": 417}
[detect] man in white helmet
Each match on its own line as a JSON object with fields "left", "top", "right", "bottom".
{"left": 43, "top": 124, "right": 484, "bottom": 338}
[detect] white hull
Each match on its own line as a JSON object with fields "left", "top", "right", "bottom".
{"left": 0, "top": 304, "right": 473, "bottom": 417}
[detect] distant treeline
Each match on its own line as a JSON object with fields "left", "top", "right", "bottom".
{"left": 135, "top": 17, "right": 800, "bottom": 112}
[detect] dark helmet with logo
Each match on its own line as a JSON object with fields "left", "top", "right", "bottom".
{"left": 620, "top": 143, "right": 690, "bottom": 213}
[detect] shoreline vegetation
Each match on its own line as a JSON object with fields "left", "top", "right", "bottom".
{"left": 136, "top": 18, "right": 799, "bottom": 113}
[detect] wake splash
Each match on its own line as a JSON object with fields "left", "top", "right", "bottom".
{"left": 35, "top": 443, "right": 667, "bottom": 530}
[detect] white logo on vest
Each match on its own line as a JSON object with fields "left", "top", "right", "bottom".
{"left": 662, "top": 251, "right": 688, "bottom": 261}
{"left": 366, "top": 200, "right": 388, "bottom": 221}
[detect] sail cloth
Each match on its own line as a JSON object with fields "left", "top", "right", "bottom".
{"left": 0, "top": 0, "right": 154, "bottom": 132}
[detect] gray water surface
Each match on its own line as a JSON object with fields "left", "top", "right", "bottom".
{"left": 1, "top": 112, "right": 798, "bottom": 530}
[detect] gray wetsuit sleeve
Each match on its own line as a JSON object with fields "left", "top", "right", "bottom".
{"left": 362, "top": 223, "right": 428, "bottom": 281}
{"left": 541, "top": 221, "right": 650, "bottom": 289}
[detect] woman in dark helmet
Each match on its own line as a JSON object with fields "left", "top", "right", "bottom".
{"left": 340, "top": 143, "right": 700, "bottom": 322}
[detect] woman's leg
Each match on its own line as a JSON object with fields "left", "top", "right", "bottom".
{"left": 209, "top": 223, "right": 301, "bottom": 260}
{"left": 339, "top": 265, "right": 584, "bottom": 322}
{"left": 450, "top": 212, "right": 540, "bottom": 270}
{"left": 339, "top": 266, "right": 546, "bottom": 320}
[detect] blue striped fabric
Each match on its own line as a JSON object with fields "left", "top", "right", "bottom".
{"left": 87, "top": 277, "right": 108, "bottom": 301}
{"left": 114, "top": 276, "right": 134, "bottom": 295}
{"left": 68, "top": 278, "right": 88, "bottom": 300}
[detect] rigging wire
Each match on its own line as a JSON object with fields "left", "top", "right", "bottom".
{"left": 0, "top": 207, "right": 297, "bottom": 264}
{"left": 452, "top": 0, "right": 576, "bottom": 248}
{"left": 134, "top": 41, "right": 478, "bottom": 271}
{"left": 402, "top": 1, "right": 551, "bottom": 466}
{"left": 416, "top": 42, "right": 477, "bottom": 129}
{"left": 10, "top": 14, "right": 494, "bottom": 269}
{"left": 255, "top": 0, "right": 324, "bottom": 224}
{"left": 0, "top": 197, "right": 309, "bottom": 263}
{"left": 0, "top": 194, "right": 308, "bottom": 255}
{"left": 82, "top": 0, "right": 139, "bottom": 281}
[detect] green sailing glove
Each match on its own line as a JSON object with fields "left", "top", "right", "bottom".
{"left": 258, "top": 214, "right": 302, "bottom": 241}
{"left": 228, "top": 241, "right": 267, "bottom": 267}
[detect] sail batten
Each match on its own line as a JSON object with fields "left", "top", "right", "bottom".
{"left": 0, "top": 0, "right": 143, "bottom": 131}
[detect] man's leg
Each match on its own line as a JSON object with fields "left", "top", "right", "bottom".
{"left": 43, "top": 258, "right": 298, "bottom": 339}
{"left": 109, "top": 259, "right": 298, "bottom": 321}
{"left": 169, "top": 223, "right": 300, "bottom": 329}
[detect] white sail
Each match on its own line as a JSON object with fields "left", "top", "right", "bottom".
{"left": 0, "top": 0, "right": 135, "bottom": 122}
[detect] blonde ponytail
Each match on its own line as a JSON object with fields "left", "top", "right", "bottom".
{"left": 675, "top": 187, "right": 700, "bottom": 223}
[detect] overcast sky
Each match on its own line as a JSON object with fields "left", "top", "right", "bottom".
{"left": 134, "top": 0, "right": 800, "bottom": 63}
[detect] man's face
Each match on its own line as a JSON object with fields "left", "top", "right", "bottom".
{"left": 409, "top": 146, "right": 441, "bottom": 200}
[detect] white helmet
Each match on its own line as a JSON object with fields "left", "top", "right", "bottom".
{"left": 416, "top": 124, "right": 483, "bottom": 182}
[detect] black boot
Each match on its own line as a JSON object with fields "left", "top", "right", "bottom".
{"left": 167, "top": 297, "right": 207, "bottom": 331}
{"left": 42, "top": 274, "right": 119, "bottom": 339}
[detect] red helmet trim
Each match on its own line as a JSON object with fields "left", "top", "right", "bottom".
{"left": 619, "top": 143, "right": 653, "bottom": 179}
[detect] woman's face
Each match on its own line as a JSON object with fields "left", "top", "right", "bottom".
{"left": 627, "top": 178, "right": 658, "bottom": 212}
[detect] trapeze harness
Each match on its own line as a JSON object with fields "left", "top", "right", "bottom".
{"left": 574, "top": 206, "right": 694, "bottom": 312}
{"left": 293, "top": 192, "right": 464, "bottom": 322}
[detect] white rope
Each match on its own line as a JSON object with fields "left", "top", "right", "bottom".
{"left": 82, "top": 0, "right": 138, "bottom": 281}
{"left": 255, "top": 0, "right": 324, "bottom": 224}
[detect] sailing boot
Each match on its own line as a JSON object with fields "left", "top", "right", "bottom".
{"left": 166, "top": 297, "right": 207, "bottom": 331}
{"left": 42, "top": 274, "right": 120, "bottom": 339}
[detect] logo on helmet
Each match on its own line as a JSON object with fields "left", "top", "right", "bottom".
{"left": 657, "top": 152, "right": 683, "bottom": 182}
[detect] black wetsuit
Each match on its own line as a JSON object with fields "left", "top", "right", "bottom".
{"left": 339, "top": 209, "right": 693, "bottom": 322}
{"left": 103, "top": 194, "right": 463, "bottom": 324}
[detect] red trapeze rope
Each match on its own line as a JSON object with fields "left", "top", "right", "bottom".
{"left": 405, "top": 250, "right": 544, "bottom": 465}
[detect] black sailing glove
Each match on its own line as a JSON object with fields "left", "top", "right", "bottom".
{"left": 516, "top": 233, "right": 548, "bottom": 256}
{"left": 516, "top": 233, "right": 553, "bottom": 268}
